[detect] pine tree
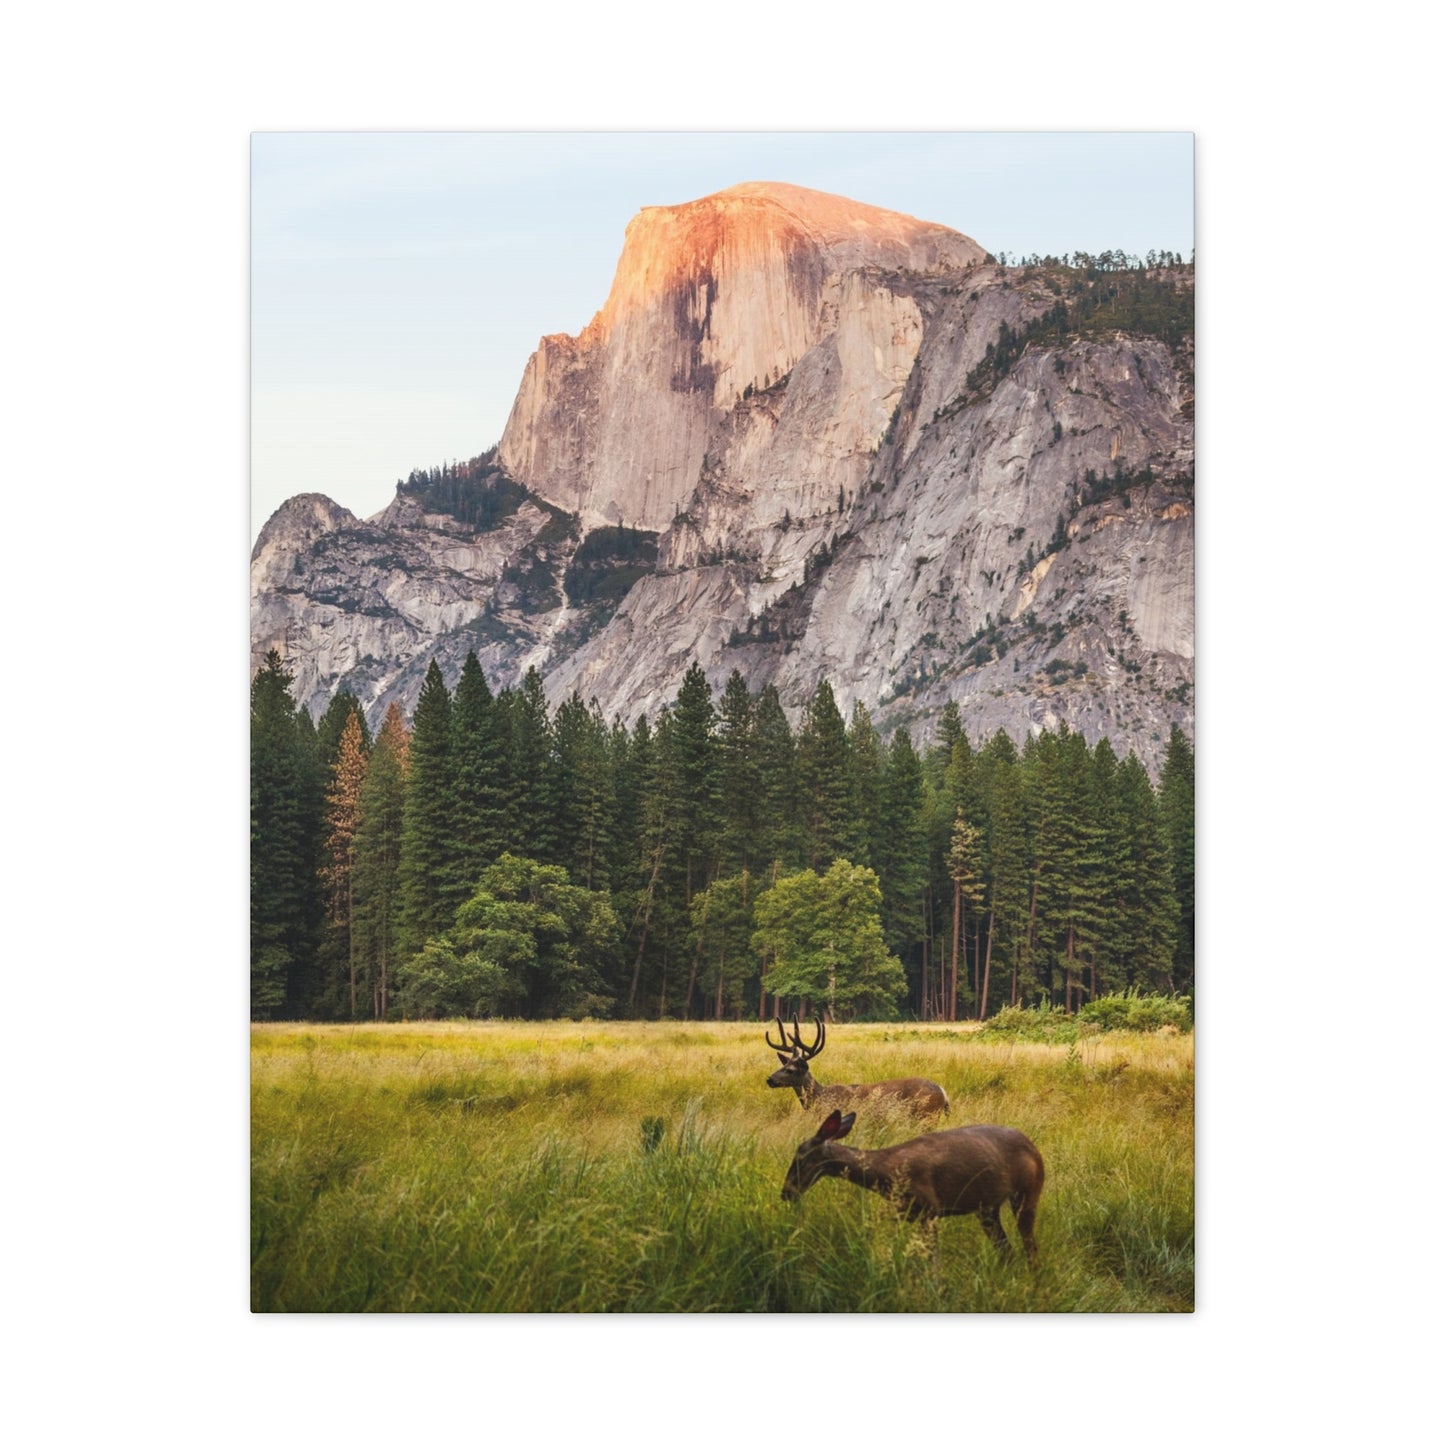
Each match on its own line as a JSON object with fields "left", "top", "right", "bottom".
{"left": 611, "top": 713, "right": 650, "bottom": 890}
{"left": 670, "top": 662, "right": 723, "bottom": 905}
{"left": 321, "top": 711, "right": 369, "bottom": 1018}
{"left": 717, "top": 670, "right": 758, "bottom": 875}
{"left": 795, "top": 679, "right": 852, "bottom": 871}
{"left": 352, "top": 704, "right": 409, "bottom": 1019}
{"left": 1115, "top": 752, "right": 1181, "bottom": 992}
{"left": 752, "top": 685, "right": 800, "bottom": 872}
{"left": 845, "top": 701, "right": 884, "bottom": 869}
{"left": 509, "top": 667, "right": 558, "bottom": 863}
{"left": 977, "top": 730, "right": 1030, "bottom": 1011}
{"left": 250, "top": 650, "right": 326, "bottom": 1020}
{"left": 690, "top": 870, "right": 760, "bottom": 1020}
{"left": 1031, "top": 727, "right": 1108, "bottom": 1011}
{"left": 943, "top": 732, "right": 982, "bottom": 828}
{"left": 397, "top": 660, "right": 456, "bottom": 959}
{"left": 451, "top": 651, "right": 508, "bottom": 893}
{"left": 1088, "top": 737, "right": 1129, "bottom": 998}
{"left": 947, "top": 813, "right": 985, "bottom": 1020}
{"left": 553, "top": 693, "right": 616, "bottom": 891}
{"left": 929, "top": 700, "right": 964, "bottom": 785}
{"left": 877, "top": 727, "right": 928, "bottom": 1007}
{"left": 1159, "top": 725, "right": 1195, "bottom": 995}
{"left": 290, "top": 704, "right": 329, "bottom": 1014}
{"left": 315, "top": 688, "right": 371, "bottom": 775}
{"left": 630, "top": 706, "right": 684, "bottom": 1015}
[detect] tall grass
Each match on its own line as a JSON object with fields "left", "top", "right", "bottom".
{"left": 252, "top": 1021, "right": 1193, "bottom": 1312}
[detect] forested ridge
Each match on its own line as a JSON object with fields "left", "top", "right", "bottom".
{"left": 252, "top": 649, "right": 1193, "bottom": 1024}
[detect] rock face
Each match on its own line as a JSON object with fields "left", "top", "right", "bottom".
{"left": 252, "top": 181, "right": 1194, "bottom": 772}
{"left": 498, "top": 182, "right": 984, "bottom": 532}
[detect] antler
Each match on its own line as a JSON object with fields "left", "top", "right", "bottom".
{"left": 788, "top": 1013, "right": 825, "bottom": 1061}
{"left": 765, "top": 1016, "right": 791, "bottom": 1053}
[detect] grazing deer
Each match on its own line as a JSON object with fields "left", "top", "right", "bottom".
{"left": 782, "top": 1108, "right": 1044, "bottom": 1260}
{"left": 765, "top": 1014, "right": 949, "bottom": 1118}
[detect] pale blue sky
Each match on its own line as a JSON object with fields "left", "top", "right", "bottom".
{"left": 251, "top": 132, "right": 1193, "bottom": 538}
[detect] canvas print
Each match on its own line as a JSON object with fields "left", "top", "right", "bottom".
{"left": 250, "top": 132, "right": 1195, "bottom": 1312}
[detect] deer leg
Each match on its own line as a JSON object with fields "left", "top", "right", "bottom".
{"left": 1011, "top": 1184, "right": 1046, "bottom": 1265}
{"left": 1017, "top": 1202, "right": 1040, "bottom": 1260}
{"left": 978, "top": 1205, "right": 1012, "bottom": 1260}
{"left": 1013, "top": 1197, "right": 1039, "bottom": 1263}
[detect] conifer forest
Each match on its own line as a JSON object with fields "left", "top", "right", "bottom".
{"left": 251, "top": 649, "right": 1194, "bottom": 1025}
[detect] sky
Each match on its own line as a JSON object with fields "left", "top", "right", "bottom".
{"left": 251, "top": 131, "right": 1194, "bottom": 538}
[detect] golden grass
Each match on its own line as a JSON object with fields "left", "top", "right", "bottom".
{"left": 251, "top": 1020, "right": 1193, "bottom": 1313}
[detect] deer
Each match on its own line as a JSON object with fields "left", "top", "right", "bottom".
{"left": 765, "top": 1014, "right": 949, "bottom": 1118}
{"left": 781, "top": 1108, "right": 1044, "bottom": 1260}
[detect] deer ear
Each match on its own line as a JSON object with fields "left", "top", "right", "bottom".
{"left": 835, "top": 1112, "right": 857, "bottom": 1139}
{"left": 776, "top": 1052, "right": 792, "bottom": 1066}
{"left": 818, "top": 1109, "right": 847, "bottom": 1139}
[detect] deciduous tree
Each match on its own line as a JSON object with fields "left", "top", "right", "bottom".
{"left": 751, "top": 860, "right": 906, "bottom": 1020}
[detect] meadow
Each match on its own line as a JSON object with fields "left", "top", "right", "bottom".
{"left": 251, "top": 1020, "right": 1193, "bottom": 1312}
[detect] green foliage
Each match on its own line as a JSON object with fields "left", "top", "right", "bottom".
{"left": 752, "top": 861, "right": 906, "bottom": 1020}
{"left": 250, "top": 650, "right": 326, "bottom": 1019}
{"left": 670, "top": 661, "right": 723, "bottom": 896}
{"left": 508, "top": 668, "right": 558, "bottom": 864}
{"left": 752, "top": 685, "right": 800, "bottom": 870}
{"left": 1077, "top": 990, "right": 1193, "bottom": 1033}
{"left": 1159, "top": 726, "right": 1195, "bottom": 995}
{"left": 844, "top": 701, "right": 884, "bottom": 869}
{"left": 255, "top": 648, "right": 1191, "bottom": 1026}
{"left": 795, "top": 680, "right": 852, "bottom": 871}
{"left": 958, "top": 263, "right": 1193, "bottom": 406}
{"left": 450, "top": 650, "right": 508, "bottom": 884}
{"left": 396, "top": 451, "right": 529, "bottom": 532}
{"left": 982, "top": 991, "right": 1192, "bottom": 1040}
{"left": 398, "top": 854, "right": 620, "bottom": 1020}
{"left": 717, "top": 670, "right": 759, "bottom": 874}
{"left": 350, "top": 704, "right": 409, "bottom": 1018}
{"left": 315, "top": 688, "right": 370, "bottom": 774}
{"left": 876, "top": 729, "right": 927, "bottom": 970}
{"left": 397, "top": 661, "right": 456, "bottom": 956}
{"left": 688, "top": 869, "right": 762, "bottom": 1019}
{"left": 394, "top": 935, "right": 523, "bottom": 1019}
{"left": 562, "top": 525, "right": 659, "bottom": 608}
{"left": 552, "top": 693, "right": 617, "bottom": 891}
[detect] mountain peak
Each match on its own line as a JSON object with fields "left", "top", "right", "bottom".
{"left": 499, "top": 182, "right": 986, "bottom": 531}
{"left": 592, "top": 181, "right": 982, "bottom": 336}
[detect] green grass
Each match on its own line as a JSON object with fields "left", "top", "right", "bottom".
{"left": 251, "top": 1021, "right": 1193, "bottom": 1312}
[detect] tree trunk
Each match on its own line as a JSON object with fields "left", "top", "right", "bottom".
{"left": 628, "top": 847, "right": 664, "bottom": 1013}
{"left": 949, "top": 882, "right": 962, "bottom": 1022}
{"left": 683, "top": 887, "right": 711, "bottom": 1020}
{"left": 1024, "top": 871, "right": 1040, "bottom": 1007}
{"left": 971, "top": 922, "right": 981, "bottom": 1018}
{"left": 347, "top": 872, "right": 356, "bottom": 1020}
{"left": 980, "top": 909, "right": 995, "bottom": 1021}
{"left": 921, "top": 935, "right": 930, "bottom": 1022}
{"left": 758, "top": 859, "right": 779, "bottom": 1021}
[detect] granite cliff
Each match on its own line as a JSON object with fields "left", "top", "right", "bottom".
{"left": 251, "top": 181, "right": 1193, "bottom": 771}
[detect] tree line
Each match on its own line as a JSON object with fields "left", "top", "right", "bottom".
{"left": 252, "top": 650, "right": 1193, "bottom": 1024}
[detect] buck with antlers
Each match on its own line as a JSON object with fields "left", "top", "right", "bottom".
{"left": 782, "top": 1108, "right": 1044, "bottom": 1259}
{"left": 765, "top": 1014, "right": 949, "bottom": 1118}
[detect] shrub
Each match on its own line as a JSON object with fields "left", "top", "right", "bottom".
{"left": 980, "top": 991, "right": 1193, "bottom": 1040}
{"left": 1078, "top": 990, "right": 1193, "bottom": 1033}
{"left": 979, "top": 1000, "right": 1076, "bottom": 1042}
